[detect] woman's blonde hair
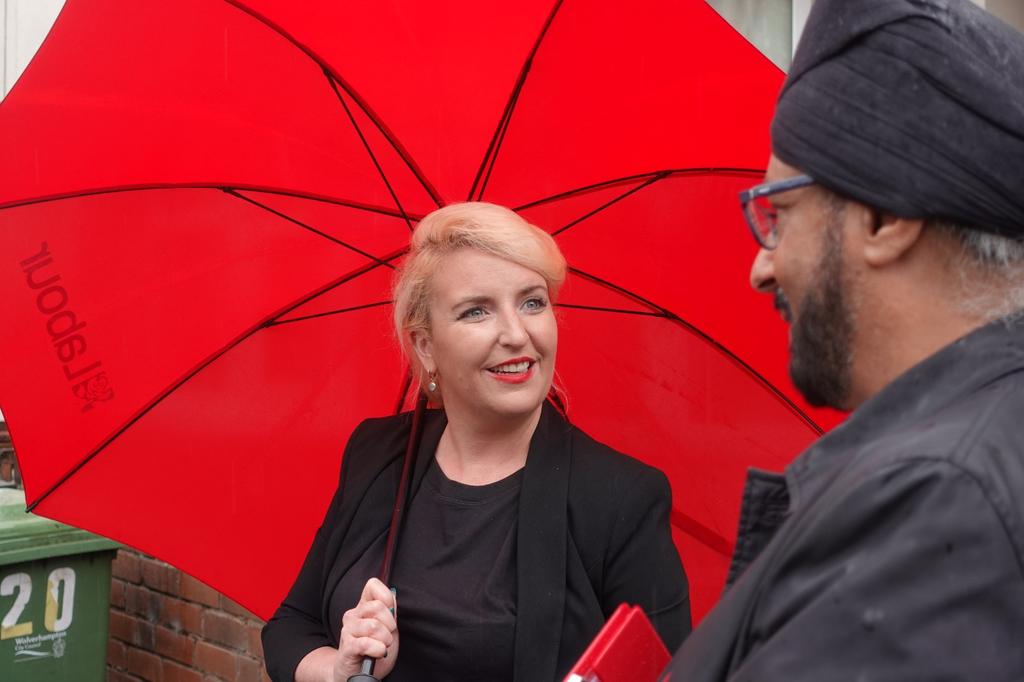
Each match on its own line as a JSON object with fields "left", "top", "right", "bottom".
{"left": 393, "top": 202, "right": 567, "bottom": 390}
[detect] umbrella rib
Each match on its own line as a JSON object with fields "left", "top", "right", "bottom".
{"left": 240, "top": 186, "right": 422, "bottom": 220}
{"left": 224, "top": 189, "right": 396, "bottom": 269}
{"left": 468, "top": 0, "right": 565, "bottom": 201}
{"left": 394, "top": 370, "right": 415, "bottom": 415}
{"left": 0, "top": 182, "right": 419, "bottom": 220}
{"left": 568, "top": 266, "right": 825, "bottom": 436}
{"left": 555, "top": 303, "right": 664, "bottom": 318}
{"left": 671, "top": 508, "right": 733, "bottom": 558}
{"left": 224, "top": 184, "right": 419, "bottom": 219}
{"left": 221, "top": 0, "right": 443, "bottom": 207}
{"left": 326, "top": 85, "right": 443, "bottom": 209}
{"left": 551, "top": 172, "right": 669, "bottom": 237}
{"left": 25, "top": 250, "right": 406, "bottom": 512}
{"left": 514, "top": 167, "right": 765, "bottom": 213}
{"left": 268, "top": 300, "right": 392, "bottom": 327}
{"left": 472, "top": 84, "right": 525, "bottom": 202}
{"left": 324, "top": 73, "right": 414, "bottom": 232}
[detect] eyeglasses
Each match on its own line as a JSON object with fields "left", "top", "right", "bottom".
{"left": 739, "top": 174, "right": 815, "bottom": 250}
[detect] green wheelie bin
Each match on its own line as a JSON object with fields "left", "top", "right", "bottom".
{"left": 0, "top": 488, "right": 118, "bottom": 681}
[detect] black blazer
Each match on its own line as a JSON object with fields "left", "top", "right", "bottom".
{"left": 263, "top": 402, "right": 690, "bottom": 682}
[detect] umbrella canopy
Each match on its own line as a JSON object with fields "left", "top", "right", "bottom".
{"left": 0, "top": 0, "right": 842, "bottom": 621}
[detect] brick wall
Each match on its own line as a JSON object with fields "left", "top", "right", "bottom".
{"left": 108, "top": 549, "right": 270, "bottom": 682}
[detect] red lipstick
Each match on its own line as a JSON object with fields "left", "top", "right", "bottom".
{"left": 487, "top": 357, "right": 535, "bottom": 384}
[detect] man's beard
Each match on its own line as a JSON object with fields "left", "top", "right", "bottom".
{"left": 779, "top": 217, "right": 854, "bottom": 409}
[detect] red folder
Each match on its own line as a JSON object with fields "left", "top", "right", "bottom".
{"left": 563, "top": 603, "right": 671, "bottom": 682}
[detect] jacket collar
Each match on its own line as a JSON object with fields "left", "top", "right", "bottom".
{"left": 786, "top": 314, "right": 1024, "bottom": 507}
{"left": 409, "top": 407, "right": 446, "bottom": 502}
{"left": 514, "top": 400, "right": 572, "bottom": 682}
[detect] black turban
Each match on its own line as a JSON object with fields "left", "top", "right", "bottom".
{"left": 771, "top": 0, "right": 1024, "bottom": 238}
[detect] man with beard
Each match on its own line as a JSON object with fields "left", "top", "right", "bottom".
{"left": 661, "top": 0, "right": 1024, "bottom": 679}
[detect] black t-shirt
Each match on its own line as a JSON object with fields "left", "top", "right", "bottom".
{"left": 329, "top": 458, "right": 523, "bottom": 681}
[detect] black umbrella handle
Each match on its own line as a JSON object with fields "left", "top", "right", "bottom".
{"left": 349, "top": 392, "right": 429, "bottom": 682}
{"left": 378, "top": 392, "right": 428, "bottom": 584}
{"left": 347, "top": 657, "right": 378, "bottom": 682}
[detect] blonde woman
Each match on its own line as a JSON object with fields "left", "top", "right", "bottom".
{"left": 263, "top": 203, "right": 690, "bottom": 682}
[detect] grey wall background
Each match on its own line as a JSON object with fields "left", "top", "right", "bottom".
{"left": 707, "top": 0, "right": 1024, "bottom": 73}
{"left": 988, "top": 0, "right": 1024, "bottom": 28}
{"left": 1, "top": 0, "right": 65, "bottom": 98}
{"left": 708, "top": 0, "right": 795, "bottom": 70}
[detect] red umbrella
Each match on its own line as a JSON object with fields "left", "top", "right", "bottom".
{"left": 0, "top": 0, "right": 841, "bottom": 622}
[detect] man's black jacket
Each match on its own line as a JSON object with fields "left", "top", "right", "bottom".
{"left": 665, "top": 315, "right": 1024, "bottom": 681}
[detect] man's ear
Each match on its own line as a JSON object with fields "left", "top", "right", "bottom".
{"left": 411, "top": 330, "right": 434, "bottom": 372}
{"left": 859, "top": 209, "right": 926, "bottom": 267}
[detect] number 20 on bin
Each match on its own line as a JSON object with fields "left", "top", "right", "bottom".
{"left": 1, "top": 568, "right": 76, "bottom": 639}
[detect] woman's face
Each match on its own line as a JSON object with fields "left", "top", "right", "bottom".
{"left": 414, "top": 247, "right": 557, "bottom": 425}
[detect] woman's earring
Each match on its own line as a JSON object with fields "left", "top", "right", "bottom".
{"left": 427, "top": 372, "right": 438, "bottom": 393}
